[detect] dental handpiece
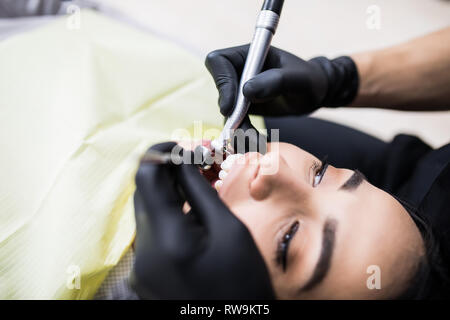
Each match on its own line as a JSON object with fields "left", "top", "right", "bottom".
{"left": 209, "top": 0, "right": 285, "bottom": 158}
{"left": 150, "top": 1, "right": 285, "bottom": 171}
{"left": 141, "top": 147, "right": 215, "bottom": 170}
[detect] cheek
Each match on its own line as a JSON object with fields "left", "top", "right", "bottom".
{"left": 229, "top": 203, "right": 285, "bottom": 294}
{"left": 250, "top": 170, "right": 306, "bottom": 203}
{"left": 229, "top": 201, "right": 267, "bottom": 231}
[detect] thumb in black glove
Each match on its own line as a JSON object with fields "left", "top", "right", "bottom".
{"left": 131, "top": 142, "right": 275, "bottom": 299}
{"left": 205, "top": 44, "right": 359, "bottom": 117}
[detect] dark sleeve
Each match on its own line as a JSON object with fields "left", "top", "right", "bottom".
{"left": 417, "top": 164, "right": 450, "bottom": 229}
{"left": 398, "top": 142, "right": 450, "bottom": 208}
{"left": 373, "top": 134, "right": 432, "bottom": 198}
{"left": 402, "top": 144, "right": 450, "bottom": 282}
{"left": 420, "top": 164, "right": 450, "bottom": 228}
{"left": 265, "top": 116, "right": 389, "bottom": 179}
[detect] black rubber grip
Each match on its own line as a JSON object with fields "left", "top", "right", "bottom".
{"left": 261, "top": 0, "right": 284, "bottom": 15}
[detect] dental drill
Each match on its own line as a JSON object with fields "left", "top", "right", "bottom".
{"left": 141, "top": 0, "right": 285, "bottom": 171}
{"left": 200, "top": 0, "right": 285, "bottom": 170}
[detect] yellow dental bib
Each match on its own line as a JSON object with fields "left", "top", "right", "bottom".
{"left": 0, "top": 10, "right": 264, "bottom": 299}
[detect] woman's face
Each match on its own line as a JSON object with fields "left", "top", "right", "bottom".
{"left": 217, "top": 142, "right": 425, "bottom": 299}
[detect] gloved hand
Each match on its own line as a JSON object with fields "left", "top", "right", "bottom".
{"left": 130, "top": 142, "right": 274, "bottom": 299}
{"left": 205, "top": 44, "right": 359, "bottom": 117}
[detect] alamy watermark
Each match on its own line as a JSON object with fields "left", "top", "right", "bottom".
{"left": 366, "top": 5, "right": 381, "bottom": 30}
{"left": 366, "top": 265, "right": 381, "bottom": 290}
{"left": 66, "top": 4, "right": 81, "bottom": 30}
{"left": 66, "top": 265, "right": 81, "bottom": 290}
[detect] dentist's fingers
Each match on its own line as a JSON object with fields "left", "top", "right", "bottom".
{"left": 205, "top": 45, "right": 250, "bottom": 116}
{"left": 135, "top": 143, "right": 192, "bottom": 247}
{"left": 243, "top": 68, "right": 284, "bottom": 103}
{"left": 176, "top": 163, "right": 244, "bottom": 233}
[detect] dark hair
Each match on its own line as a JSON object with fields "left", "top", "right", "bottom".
{"left": 395, "top": 198, "right": 450, "bottom": 299}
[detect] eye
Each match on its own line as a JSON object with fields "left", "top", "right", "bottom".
{"left": 312, "top": 156, "right": 329, "bottom": 187}
{"left": 276, "top": 221, "right": 300, "bottom": 272}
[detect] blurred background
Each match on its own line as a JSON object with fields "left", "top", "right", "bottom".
{"left": 2, "top": 0, "right": 450, "bottom": 147}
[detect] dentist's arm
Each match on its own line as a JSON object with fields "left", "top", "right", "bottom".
{"left": 351, "top": 26, "right": 450, "bottom": 110}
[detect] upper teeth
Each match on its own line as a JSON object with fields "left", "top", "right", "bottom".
{"left": 218, "top": 170, "right": 228, "bottom": 180}
{"left": 214, "top": 154, "right": 244, "bottom": 191}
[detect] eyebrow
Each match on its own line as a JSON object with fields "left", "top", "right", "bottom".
{"left": 340, "top": 169, "right": 366, "bottom": 191}
{"left": 300, "top": 219, "right": 337, "bottom": 292}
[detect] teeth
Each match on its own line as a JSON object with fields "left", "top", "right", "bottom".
{"left": 218, "top": 170, "right": 228, "bottom": 180}
{"left": 220, "top": 160, "right": 233, "bottom": 171}
{"left": 220, "top": 154, "right": 243, "bottom": 171}
{"left": 214, "top": 179, "right": 223, "bottom": 191}
{"left": 216, "top": 154, "right": 244, "bottom": 189}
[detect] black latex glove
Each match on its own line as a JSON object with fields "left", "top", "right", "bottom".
{"left": 205, "top": 44, "right": 359, "bottom": 117}
{"left": 232, "top": 115, "right": 267, "bottom": 154}
{"left": 130, "top": 142, "right": 275, "bottom": 299}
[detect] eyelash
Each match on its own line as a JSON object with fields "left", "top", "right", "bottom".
{"left": 276, "top": 221, "right": 300, "bottom": 272}
{"left": 312, "top": 156, "right": 329, "bottom": 187}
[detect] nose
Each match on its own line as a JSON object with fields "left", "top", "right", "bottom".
{"left": 249, "top": 150, "right": 313, "bottom": 202}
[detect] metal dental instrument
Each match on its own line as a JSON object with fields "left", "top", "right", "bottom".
{"left": 210, "top": 0, "right": 284, "bottom": 155}
{"left": 141, "top": 147, "right": 214, "bottom": 170}
{"left": 140, "top": 150, "right": 181, "bottom": 165}
{"left": 145, "top": 0, "right": 285, "bottom": 171}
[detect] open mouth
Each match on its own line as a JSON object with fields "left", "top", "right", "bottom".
{"left": 199, "top": 153, "right": 245, "bottom": 191}
{"left": 213, "top": 154, "right": 245, "bottom": 191}
{"left": 200, "top": 161, "right": 222, "bottom": 188}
